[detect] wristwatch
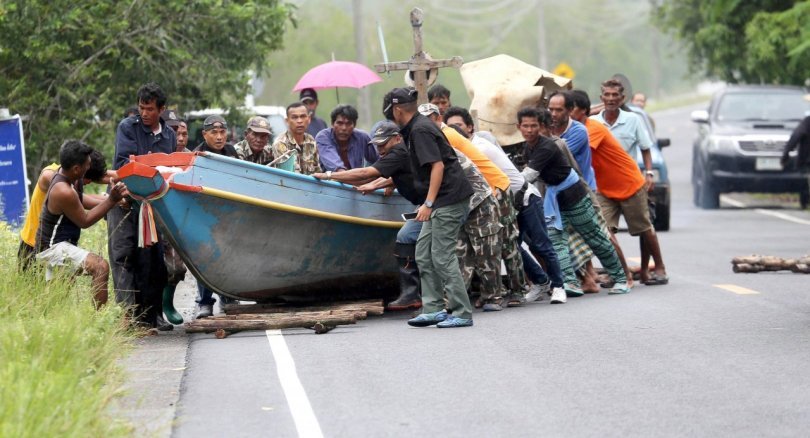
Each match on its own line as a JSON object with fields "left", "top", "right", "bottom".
{"left": 424, "top": 200, "right": 434, "bottom": 208}
{"left": 645, "top": 170, "right": 654, "bottom": 177}
{"left": 326, "top": 170, "right": 332, "bottom": 180}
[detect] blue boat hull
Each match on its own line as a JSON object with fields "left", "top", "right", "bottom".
{"left": 120, "top": 152, "right": 413, "bottom": 301}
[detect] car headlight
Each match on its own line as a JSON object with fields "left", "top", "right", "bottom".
{"left": 708, "top": 136, "right": 736, "bottom": 151}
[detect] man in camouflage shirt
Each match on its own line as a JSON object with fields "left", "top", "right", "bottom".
{"left": 234, "top": 116, "right": 274, "bottom": 165}
{"left": 453, "top": 146, "right": 506, "bottom": 311}
{"left": 272, "top": 102, "right": 321, "bottom": 175}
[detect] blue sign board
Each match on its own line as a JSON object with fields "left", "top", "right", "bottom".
{"left": 0, "top": 115, "right": 30, "bottom": 227}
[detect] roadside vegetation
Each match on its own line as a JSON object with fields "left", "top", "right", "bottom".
{"left": 0, "top": 222, "right": 135, "bottom": 437}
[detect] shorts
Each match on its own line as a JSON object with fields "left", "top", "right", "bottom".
{"left": 36, "top": 241, "right": 90, "bottom": 281}
{"left": 597, "top": 187, "right": 653, "bottom": 236}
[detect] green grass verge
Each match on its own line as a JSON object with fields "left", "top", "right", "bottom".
{"left": 0, "top": 222, "right": 135, "bottom": 437}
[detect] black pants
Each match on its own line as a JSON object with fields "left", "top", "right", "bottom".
{"left": 17, "top": 240, "right": 35, "bottom": 272}
{"left": 107, "top": 204, "right": 168, "bottom": 326}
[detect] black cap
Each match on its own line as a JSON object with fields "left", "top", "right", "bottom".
{"left": 390, "top": 87, "right": 418, "bottom": 105}
{"left": 161, "top": 109, "right": 182, "bottom": 128}
{"left": 299, "top": 88, "right": 318, "bottom": 102}
{"left": 203, "top": 115, "right": 228, "bottom": 131}
{"left": 369, "top": 120, "right": 400, "bottom": 145}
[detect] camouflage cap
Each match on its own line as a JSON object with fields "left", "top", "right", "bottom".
{"left": 245, "top": 116, "right": 271, "bottom": 134}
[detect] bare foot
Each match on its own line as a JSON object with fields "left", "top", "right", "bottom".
{"left": 579, "top": 273, "right": 600, "bottom": 293}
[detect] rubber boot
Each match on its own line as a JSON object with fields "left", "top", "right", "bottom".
{"left": 387, "top": 243, "right": 422, "bottom": 311}
{"left": 162, "top": 285, "right": 184, "bottom": 325}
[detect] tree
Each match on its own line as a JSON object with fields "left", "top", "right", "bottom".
{"left": 654, "top": 0, "right": 809, "bottom": 85}
{"left": 0, "top": 0, "right": 295, "bottom": 177}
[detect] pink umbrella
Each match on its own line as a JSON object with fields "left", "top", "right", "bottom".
{"left": 293, "top": 61, "right": 382, "bottom": 101}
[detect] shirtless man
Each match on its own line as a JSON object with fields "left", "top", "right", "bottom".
{"left": 36, "top": 140, "right": 127, "bottom": 308}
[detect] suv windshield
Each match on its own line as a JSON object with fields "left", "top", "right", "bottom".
{"left": 716, "top": 91, "right": 809, "bottom": 122}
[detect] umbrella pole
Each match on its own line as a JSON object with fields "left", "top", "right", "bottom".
{"left": 335, "top": 87, "right": 340, "bottom": 103}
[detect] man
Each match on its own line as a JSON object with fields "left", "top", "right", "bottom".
{"left": 193, "top": 115, "right": 239, "bottom": 317}
{"left": 19, "top": 150, "right": 111, "bottom": 271}
{"left": 36, "top": 140, "right": 127, "bottom": 308}
{"left": 592, "top": 79, "right": 668, "bottom": 285}
{"left": 159, "top": 109, "right": 190, "bottom": 326}
{"left": 161, "top": 109, "right": 189, "bottom": 152}
{"left": 315, "top": 105, "right": 377, "bottom": 171}
{"left": 517, "top": 107, "right": 629, "bottom": 298}
{"left": 385, "top": 87, "right": 475, "bottom": 328}
{"left": 428, "top": 84, "right": 452, "bottom": 116}
{"left": 631, "top": 92, "right": 647, "bottom": 109}
{"left": 108, "top": 82, "right": 175, "bottom": 329}
{"left": 423, "top": 104, "right": 527, "bottom": 306}
{"left": 272, "top": 102, "right": 321, "bottom": 175}
{"left": 313, "top": 121, "right": 424, "bottom": 311}
{"left": 300, "top": 88, "right": 328, "bottom": 138}
{"left": 443, "top": 106, "right": 563, "bottom": 302}
{"left": 570, "top": 90, "right": 644, "bottom": 287}
{"left": 548, "top": 91, "right": 596, "bottom": 190}
{"left": 234, "top": 116, "right": 274, "bottom": 165}
{"left": 781, "top": 116, "right": 810, "bottom": 188}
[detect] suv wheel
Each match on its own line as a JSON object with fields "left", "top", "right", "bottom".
{"left": 653, "top": 201, "right": 670, "bottom": 231}
{"left": 693, "top": 158, "right": 720, "bottom": 209}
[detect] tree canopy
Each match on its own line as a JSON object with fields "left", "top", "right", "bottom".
{"left": 0, "top": 0, "right": 294, "bottom": 176}
{"left": 654, "top": 0, "right": 810, "bottom": 85}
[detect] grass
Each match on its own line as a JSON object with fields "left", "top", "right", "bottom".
{"left": 0, "top": 221, "right": 136, "bottom": 437}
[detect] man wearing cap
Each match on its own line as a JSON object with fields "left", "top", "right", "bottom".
{"left": 420, "top": 102, "right": 528, "bottom": 307}
{"left": 300, "top": 88, "right": 328, "bottom": 138}
{"left": 161, "top": 109, "right": 190, "bottom": 152}
{"left": 234, "top": 116, "right": 274, "bottom": 165}
{"left": 315, "top": 104, "right": 377, "bottom": 171}
{"left": 385, "top": 87, "right": 475, "bottom": 328}
{"left": 193, "top": 115, "right": 238, "bottom": 157}
{"left": 108, "top": 82, "right": 175, "bottom": 329}
{"left": 272, "top": 102, "right": 320, "bottom": 175}
{"left": 313, "top": 120, "right": 424, "bottom": 311}
{"left": 191, "top": 114, "right": 238, "bottom": 318}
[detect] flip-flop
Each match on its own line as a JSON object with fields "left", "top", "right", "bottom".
{"left": 643, "top": 273, "right": 669, "bottom": 286}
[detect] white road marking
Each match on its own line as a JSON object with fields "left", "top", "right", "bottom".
{"left": 714, "top": 284, "right": 760, "bottom": 295}
{"left": 266, "top": 330, "right": 324, "bottom": 438}
{"left": 720, "top": 195, "right": 810, "bottom": 225}
{"left": 754, "top": 209, "right": 810, "bottom": 226}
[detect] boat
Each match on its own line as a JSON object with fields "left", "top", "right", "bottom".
{"left": 117, "top": 152, "right": 412, "bottom": 302}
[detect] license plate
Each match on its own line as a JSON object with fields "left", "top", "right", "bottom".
{"left": 755, "top": 157, "right": 782, "bottom": 171}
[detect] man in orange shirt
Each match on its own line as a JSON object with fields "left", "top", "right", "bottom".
{"left": 571, "top": 90, "right": 668, "bottom": 285}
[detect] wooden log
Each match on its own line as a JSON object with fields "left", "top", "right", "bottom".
{"left": 223, "top": 299, "right": 384, "bottom": 316}
{"left": 732, "top": 255, "right": 762, "bottom": 265}
{"left": 311, "top": 323, "right": 335, "bottom": 334}
{"left": 207, "top": 310, "right": 368, "bottom": 321}
{"left": 185, "top": 315, "right": 357, "bottom": 333}
{"left": 733, "top": 263, "right": 760, "bottom": 273}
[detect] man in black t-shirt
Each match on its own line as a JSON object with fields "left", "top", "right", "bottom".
{"left": 313, "top": 121, "right": 424, "bottom": 311}
{"left": 385, "top": 87, "right": 475, "bottom": 328}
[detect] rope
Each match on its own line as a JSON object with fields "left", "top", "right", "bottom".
{"left": 128, "top": 179, "right": 170, "bottom": 248}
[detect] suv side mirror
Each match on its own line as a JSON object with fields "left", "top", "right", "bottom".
{"left": 691, "top": 110, "right": 709, "bottom": 124}
{"left": 658, "top": 138, "right": 671, "bottom": 148}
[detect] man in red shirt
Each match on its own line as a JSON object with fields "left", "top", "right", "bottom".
{"left": 571, "top": 90, "right": 668, "bottom": 285}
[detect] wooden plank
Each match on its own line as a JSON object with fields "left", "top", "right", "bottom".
{"left": 185, "top": 315, "right": 357, "bottom": 333}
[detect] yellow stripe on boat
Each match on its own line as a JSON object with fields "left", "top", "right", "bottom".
{"left": 200, "top": 186, "right": 404, "bottom": 229}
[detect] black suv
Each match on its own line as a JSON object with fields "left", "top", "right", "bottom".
{"left": 691, "top": 86, "right": 810, "bottom": 209}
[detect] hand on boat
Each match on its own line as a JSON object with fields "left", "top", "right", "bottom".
{"left": 354, "top": 183, "right": 374, "bottom": 195}
{"left": 109, "top": 180, "right": 128, "bottom": 203}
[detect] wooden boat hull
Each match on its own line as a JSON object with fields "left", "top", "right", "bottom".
{"left": 118, "top": 152, "right": 412, "bottom": 301}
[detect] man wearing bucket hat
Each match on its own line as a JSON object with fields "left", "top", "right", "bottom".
{"left": 234, "top": 116, "right": 274, "bottom": 165}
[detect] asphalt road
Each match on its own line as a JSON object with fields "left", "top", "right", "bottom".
{"left": 166, "top": 104, "right": 810, "bottom": 438}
